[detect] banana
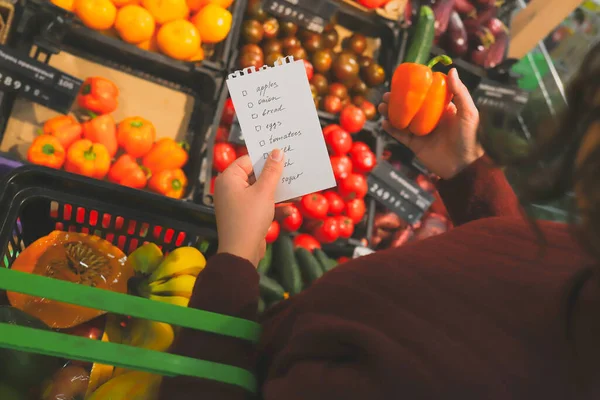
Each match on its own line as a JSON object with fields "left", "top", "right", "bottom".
{"left": 148, "top": 294, "right": 190, "bottom": 307}
{"left": 148, "top": 247, "right": 206, "bottom": 283}
{"left": 147, "top": 275, "right": 197, "bottom": 298}
{"left": 127, "top": 243, "right": 164, "bottom": 275}
{"left": 87, "top": 371, "right": 161, "bottom": 400}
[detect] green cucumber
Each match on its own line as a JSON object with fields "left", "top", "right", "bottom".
{"left": 313, "top": 248, "right": 337, "bottom": 273}
{"left": 273, "top": 235, "right": 303, "bottom": 295}
{"left": 404, "top": 5, "right": 435, "bottom": 65}
{"left": 295, "top": 248, "right": 323, "bottom": 285}
{"left": 259, "top": 274, "right": 289, "bottom": 303}
{"left": 257, "top": 243, "right": 274, "bottom": 275}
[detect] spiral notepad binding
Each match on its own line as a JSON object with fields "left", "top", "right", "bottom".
{"left": 227, "top": 56, "right": 295, "bottom": 80}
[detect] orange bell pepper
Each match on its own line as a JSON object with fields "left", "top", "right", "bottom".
{"left": 142, "top": 138, "right": 189, "bottom": 174}
{"left": 77, "top": 77, "right": 119, "bottom": 115}
{"left": 83, "top": 114, "right": 118, "bottom": 158}
{"left": 65, "top": 139, "right": 111, "bottom": 179}
{"left": 27, "top": 135, "right": 66, "bottom": 169}
{"left": 148, "top": 169, "right": 187, "bottom": 199}
{"left": 42, "top": 115, "right": 82, "bottom": 149}
{"left": 117, "top": 117, "right": 156, "bottom": 158}
{"left": 108, "top": 154, "right": 150, "bottom": 189}
{"left": 388, "top": 55, "right": 454, "bottom": 136}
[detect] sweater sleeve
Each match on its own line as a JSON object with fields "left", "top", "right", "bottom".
{"left": 436, "top": 155, "right": 521, "bottom": 226}
{"left": 158, "top": 253, "right": 260, "bottom": 400}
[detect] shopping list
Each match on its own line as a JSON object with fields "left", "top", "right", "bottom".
{"left": 226, "top": 56, "right": 336, "bottom": 203}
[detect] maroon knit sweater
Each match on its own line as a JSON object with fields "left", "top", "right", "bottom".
{"left": 159, "top": 157, "right": 600, "bottom": 399}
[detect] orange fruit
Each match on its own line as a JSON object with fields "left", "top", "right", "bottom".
{"left": 111, "top": 0, "right": 139, "bottom": 6}
{"left": 187, "top": 47, "right": 204, "bottom": 62}
{"left": 115, "top": 5, "right": 155, "bottom": 43}
{"left": 190, "top": 4, "right": 231, "bottom": 44}
{"left": 157, "top": 20, "right": 201, "bottom": 60}
{"left": 74, "top": 0, "right": 117, "bottom": 30}
{"left": 51, "top": 0, "right": 75, "bottom": 12}
{"left": 142, "top": 0, "right": 189, "bottom": 25}
{"left": 186, "top": 0, "right": 232, "bottom": 13}
{"left": 137, "top": 34, "right": 159, "bottom": 52}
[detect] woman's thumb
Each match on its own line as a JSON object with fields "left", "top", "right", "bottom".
{"left": 255, "top": 149, "right": 284, "bottom": 196}
{"left": 448, "top": 69, "right": 477, "bottom": 120}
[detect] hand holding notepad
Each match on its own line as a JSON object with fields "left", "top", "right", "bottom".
{"left": 226, "top": 56, "right": 336, "bottom": 203}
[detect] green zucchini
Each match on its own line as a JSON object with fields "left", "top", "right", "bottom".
{"left": 257, "top": 243, "right": 274, "bottom": 275}
{"left": 404, "top": 5, "right": 435, "bottom": 65}
{"left": 295, "top": 248, "right": 323, "bottom": 285}
{"left": 259, "top": 274, "right": 289, "bottom": 303}
{"left": 313, "top": 248, "right": 337, "bottom": 273}
{"left": 273, "top": 235, "right": 303, "bottom": 295}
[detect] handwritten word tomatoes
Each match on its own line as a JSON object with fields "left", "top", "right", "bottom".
{"left": 299, "top": 193, "right": 329, "bottom": 220}
{"left": 213, "top": 142, "right": 236, "bottom": 172}
{"left": 339, "top": 173, "right": 368, "bottom": 200}
{"left": 281, "top": 204, "right": 303, "bottom": 232}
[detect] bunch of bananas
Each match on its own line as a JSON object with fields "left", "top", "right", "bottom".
{"left": 128, "top": 243, "right": 207, "bottom": 307}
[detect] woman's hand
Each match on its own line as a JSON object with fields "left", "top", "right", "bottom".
{"left": 214, "top": 150, "right": 284, "bottom": 267}
{"left": 379, "top": 68, "right": 484, "bottom": 180}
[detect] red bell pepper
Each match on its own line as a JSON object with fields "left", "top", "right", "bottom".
{"left": 108, "top": 154, "right": 150, "bottom": 189}
{"left": 388, "top": 55, "right": 454, "bottom": 136}
{"left": 77, "top": 77, "right": 119, "bottom": 115}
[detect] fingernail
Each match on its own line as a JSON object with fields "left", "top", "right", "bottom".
{"left": 270, "top": 148, "right": 283, "bottom": 162}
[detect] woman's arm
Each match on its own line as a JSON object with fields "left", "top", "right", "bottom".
{"left": 158, "top": 253, "right": 259, "bottom": 400}
{"left": 436, "top": 155, "right": 521, "bottom": 226}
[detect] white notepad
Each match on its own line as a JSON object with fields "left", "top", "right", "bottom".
{"left": 226, "top": 56, "right": 336, "bottom": 203}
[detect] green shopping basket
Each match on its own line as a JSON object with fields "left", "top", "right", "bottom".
{"left": 0, "top": 166, "right": 261, "bottom": 394}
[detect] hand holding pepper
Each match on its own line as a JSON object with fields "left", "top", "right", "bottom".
{"left": 380, "top": 68, "right": 483, "bottom": 180}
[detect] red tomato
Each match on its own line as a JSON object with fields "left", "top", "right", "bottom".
{"left": 325, "top": 128, "right": 353, "bottom": 156}
{"left": 340, "top": 105, "right": 366, "bottom": 134}
{"left": 215, "top": 125, "right": 229, "bottom": 142}
{"left": 281, "top": 204, "right": 303, "bottom": 232}
{"left": 323, "top": 124, "right": 342, "bottom": 138}
{"left": 351, "top": 148, "right": 377, "bottom": 174}
{"left": 235, "top": 145, "right": 249, "bottom": 158}
{"left": 265, "top": 220, "right": 280, "bottom": 244}
{"left": 350, "top": 141, "right": 371, "bottom": 158}
{"left": 313, "top": 217, "right": 340, "bottom": 244}
{"left": 293, "top": 233, "right": 322, "bottom": 251}
{"left": 345, "top": 198, "right": 366, "bottom": 223}
{"left": 209, "top": 175, "right": 216, "bottom": 194}
{"left": 337, "top": 256, "right": 351, "bottom": 264}
{"left": 303, "top": 59, "right": 314, "bottom": 81}
{"left": 299, "top": 193, "right": 329, "bottom": 219}
{"left": 221, "top": 98, "right": 235, "bottom": 126}
{"left": 339, "top": 173, "right": 368, "bottom": 200}
{"left": 358, "top": 0, "right": 389, "bottom": 8}
{"left": 329, "top": 155, "right": 352, "bottom": 181}
{"left": 323, "top": 95, "right": 342, "bottom": 114}
{"left": 213, "top": 142, "right": 237, "bottom": 172}
{"left": 336, "top": 216, "right": 354, "bottom": 239}
{"left": 323, "top": 191, "right": 345, "bottom": 215}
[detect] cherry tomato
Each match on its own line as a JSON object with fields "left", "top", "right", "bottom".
{"left": 336, "top": 216, "right": 355, "bottom": 239}
{"left": 337, "top": 256, "right": 351, "bottom": 264}
{"left": 299, "top": 193, "right": 329, "bottom": 219}
{"left": 329, "top": 155, "right": 352, "bottom": 181}
{"left": 345, "top": 198, "right": 366, "bottom": 223}
{"left": 265, "top": 220, "right": 280, "bottom": 244}
{"left": 313, "top": 217, "right": 339, "bottom": 244}
{"left": 359, "top": 99, "right": 377, "bottom": 120}
{"left": 303, "top": 59, "right": 314, "bottom": 81}
{"left": 322, "top": 124, "right": 342, "bottom": 138}
{"left": 322, "top": 95, "right": 342, "bottom": 114}
{"left": 236, "top": 145, "right": 249, "bottom": 158}
{"left": 351, "top": 148, "right": 377, "bottom": 174}
{"left": 325, "top": 128, "right": 353, "bottom": 156}
{"left": 323, "top": 191, "right": 345, "bottom": 215}
{"left": 350, "top": 141, "right": 371, "bottom": 158}
{"left": 215, "top": 125, "right": 229, "bottom": 142}
{"left": 293, "top": 233, "right": 321, "bottom": 251}
{"left": 339, "top": 173, "right": 368, "bottom": 200}
{"left": 221, "top": 98, "right": 235, "bottom": 126}
{"left": 340, "top": 105, "right": 366, "bottom": 134}
{"left": 213, "top": 142, "right": 237, "bottom": 172}
{"left": 281, "top": 204, "right": 303, "bottom": 231}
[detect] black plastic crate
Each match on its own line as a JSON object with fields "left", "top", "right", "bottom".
{"left": 0, "top": 166, "right": 218, "bottom": 274}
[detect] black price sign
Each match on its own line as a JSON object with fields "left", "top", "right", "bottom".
{"left": 262, "top": 0, "right": 338, "bottom": 33}
{"left": 473, "top": 78, "right": 529, "bottom": 116}
{"left": 0, "top": 45, "right": 82, "bottom": 114}
{"left": 228, "top": 116, "right": 245, "bottom": 145}
{"left": 367, "top": 160, "right": 435, "bottom": 225}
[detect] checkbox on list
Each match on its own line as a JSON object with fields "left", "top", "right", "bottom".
{"left": 259, "top": 140, "right": 265, "bottom": 147}
{"left": 263, "top": 153, "right": 269, "bottom": 160}
{"left": 255, "top": 126, "right": 261, "bottom": 132}
{"left": 248, "top": 102, "right": 254, "bottom": 108}
{"left": 251, "top": 113, "right": 258, "bottom": 119}
{"left": 242, "top": 90, "right": 248, "bottom": 96}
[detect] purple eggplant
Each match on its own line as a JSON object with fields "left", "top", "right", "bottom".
{"left": 470, "top": 44, "right": 489, "bottom": 67}
{"left": 484, "top": 31, "right": 508, "bottom": 69}
{"left": 445, "top": 11, "right": 468, "bottom": 57}
{"left": 454, "top": 0, "right": 476, "bottom": 15}
{"left": 473, "top": 5, "right": 498, "bottom": 25}
{"left": 486, "top": 17, "right": 508, "bottom": 37}
{"left": 433, "top": 0, "right": 456, "bottom": 38}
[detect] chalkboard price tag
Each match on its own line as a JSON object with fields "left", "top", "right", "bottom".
{"left": 262, "top": 0, "right": 338, "bottom": 33}
{"left": 228, "top": 116, "right": 245, "bottom": 145}
{"left": 0, "top": 45, "right": 82, "bottom": 114}
{"left": 367, "top": 160, "right": 434, "bottom": 225}
{"left": 473, "top": 78, "right": 529, "bottom": 116}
